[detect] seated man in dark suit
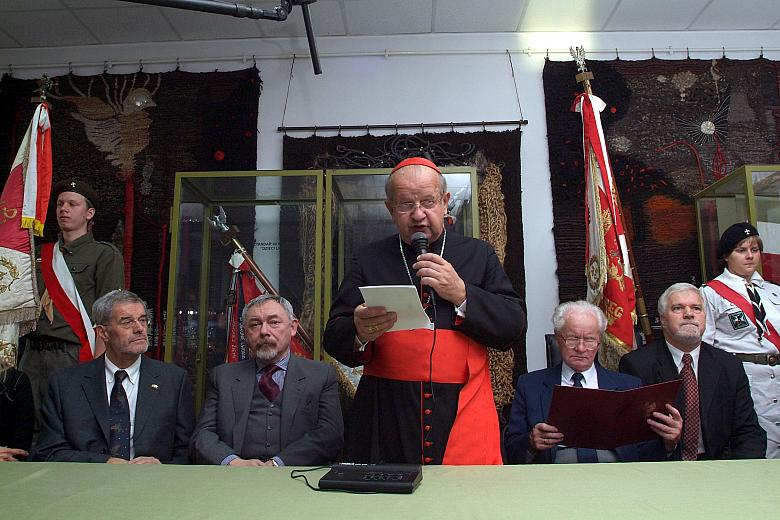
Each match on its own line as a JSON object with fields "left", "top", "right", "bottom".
{"left": 32, "top": 290, "right": 194, "bottom": 463}
{"left": 506, "top": 300, "right": 682, "bottom": 464}
{"left": 190, "top": 295, "right": 343, "bottom": 466}
{"left": 620, "top": 283, "right": 766, "bottom": 460}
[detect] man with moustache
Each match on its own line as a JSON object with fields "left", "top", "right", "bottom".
{"left": 20, "top": 180, "right": 124, "bottom": 428}
{"left": 32, "top": 290, "right": 194, "bottom": 463}
{"left": 324, "top": 157, "right": 525, "bottom": 465}
{"left": 190, "top": 295, "right": 343, "bottom": 466}
{"left": 620, "top": 283, "right": 766, "bottom": 460}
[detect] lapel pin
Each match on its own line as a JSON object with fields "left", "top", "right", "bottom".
{"left": 151, "top": 384, "right": 159, "bottom": 389}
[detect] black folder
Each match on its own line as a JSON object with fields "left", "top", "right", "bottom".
{"left": 318, "top": 463, "right": 422, "bottom": 494}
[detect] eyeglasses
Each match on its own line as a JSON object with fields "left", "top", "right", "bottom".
{"left": 394, "top": 198, "right": 441, "bottom": 214}
{"left": 559, "top": 335, "right": 600, "bottom": 351}
{"left": 114, "top": 317, "right": 150, "bottom": 329}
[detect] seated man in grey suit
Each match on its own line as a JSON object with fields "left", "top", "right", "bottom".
{"left": 620, "top": 283, "right": 766, "bottom": 460}
{"left": 190, "top": 295, "right": 343, "bottom": 466}
{"left": 505, "top": 300, "right": 682, "bottom": 464}
{"left": 33, "top": 290, "right": 194, "bottom": 463}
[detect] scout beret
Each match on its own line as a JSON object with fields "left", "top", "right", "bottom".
{"left": 717, "top": 222, "right": 759, "bottom": 258}
{"left": 53, "top": 180, "right": 99, "bottom": 209}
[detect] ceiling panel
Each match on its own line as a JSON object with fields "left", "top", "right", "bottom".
{"left": 0, "top": 0, "right": 65, "bottom": 10}
{"left": 164, "top": 9, "right": 264, "bottom": 40}
{"left": 344, "top": 0, "right": 433, "bottom": 36}
{"left": 259, "top": 1, "right": 346, "bottom": 38}
{"left": 0, "top": 11, "right": 98, "bottom": 47}
{"left": 520, "top": 0, "right": 621, "bottom": 32}
{"left": 605, "top": 0, "right": 710, "bottom": 31}
{"left": 75, "top": 6, "right": 179, "bottom": 44}
{"left": 434, "top": 0, "right": 526, "bottom": 32}
{"left": 691, "top": 0, "right": 780, "bottom": 30}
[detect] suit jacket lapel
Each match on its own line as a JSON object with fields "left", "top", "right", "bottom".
{"left": 231, "top": 360, "right": 256, "bottom": 451}
{"left": 280, "top": 355, "right": 305, "bottom": 449}
{"left": 83, "top": 356, "right": 110, "bottom": 443}
{"left": 540, "top": 365, "right": 562, "bottom": 462}
{"left": 595, "top": 365, "right": 622, "bottom": 390}
{"left": 133, "top": 357, "right": 159, "bottom": 442}
{"left": 696, "top": 343, "right": 720, "bottom": 435}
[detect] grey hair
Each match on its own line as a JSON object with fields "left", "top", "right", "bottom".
{"left": 92, "top": 290, "right": 147, "bottom": 326}
{"left": 241, "top": 294, "right": 296, "bottom": 324}
{"left": 384, "top": 164, "right": 448, "bottom": 201}
{"left": 658, "top": 283, "right": 701, "bottom": 316}
{"left": 552, "top": 300, "right": 607, "bottom": 334}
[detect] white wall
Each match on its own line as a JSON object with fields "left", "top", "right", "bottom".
{"left": 3, "top": 31, "right": 779, "bottom": 370}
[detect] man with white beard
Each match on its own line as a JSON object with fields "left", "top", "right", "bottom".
{"left": 190, "top": 295, "right": 343, "bottom": 466}
{"left": 620, "top": 283, "right": 766, "bottom": 460}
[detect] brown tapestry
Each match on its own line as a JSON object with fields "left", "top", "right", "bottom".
{"left": 0, "top": 68, "right": 260, "bottom": 352}
{"left": 283, "top": 129, "right": 526, "bottom": 418}
{"left": 544, "top": 57, "right": 780, "bottom": 331}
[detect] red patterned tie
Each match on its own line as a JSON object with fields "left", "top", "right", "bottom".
{"left": 681, "top": 353, "right": 700, "bottom": 461}
{"left": 258, "top": 365, "right": 281, "bottom": 402}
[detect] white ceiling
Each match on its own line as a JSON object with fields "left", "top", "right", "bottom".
{"left": 0, "top": 0, "right": 778, "bottom": 49}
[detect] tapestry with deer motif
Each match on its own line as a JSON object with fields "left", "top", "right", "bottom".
{"left": 0, "top": 68, "right": 261, "bottom": 354}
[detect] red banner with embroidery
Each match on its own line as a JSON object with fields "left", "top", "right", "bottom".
{"left": 0, "top": 103, "right": 52, "bottom": 346}
{"left": 574, "top": 93, "right": 637, "bottom": 353}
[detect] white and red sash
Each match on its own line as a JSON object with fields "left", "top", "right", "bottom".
{"left": 40, "top": 242, "right": 95, "bottom": 362}
{"left": 706, "top": 279, "right": 780, "bottom": 353}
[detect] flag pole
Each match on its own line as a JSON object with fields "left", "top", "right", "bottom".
{"left": 571, "top": 46, "right": 654, "bottom": 344}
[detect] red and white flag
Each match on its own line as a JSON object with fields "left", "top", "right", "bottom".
{"left": 573, "top": 93, "right": 637, "bottom": 357}
{"left": 0, "top": 103, "right": 52, "bottom": 365}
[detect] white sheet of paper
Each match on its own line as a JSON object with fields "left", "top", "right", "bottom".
{"left": 359, "top": 285, "right": 434, "bottom": 332}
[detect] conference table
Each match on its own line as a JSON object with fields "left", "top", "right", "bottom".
{"left": 1, "top": 460, "right": 777, "bottom": 519}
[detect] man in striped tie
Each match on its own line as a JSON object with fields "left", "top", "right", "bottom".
{"left": 620, "top": 283, "right": 766, "bottom": 460}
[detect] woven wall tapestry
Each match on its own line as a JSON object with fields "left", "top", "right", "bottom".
{"left": 283, "top": 129, "right": 525, "bottom": 420}
{"left": 544, "top": 57, "right": 780, "bottom": 329}
{"left": 0, "top": 68, "right": 261, "bottom": 352}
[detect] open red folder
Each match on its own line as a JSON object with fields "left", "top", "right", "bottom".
{"left": 547, "top": 379, "right": 683, "bottom": 450}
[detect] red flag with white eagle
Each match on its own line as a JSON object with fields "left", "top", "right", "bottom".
{"left": 573, "top": 92, "right": 637, "bottom": 363}
{"left": 0, "top": 103, "right": 52, "bottom": 366}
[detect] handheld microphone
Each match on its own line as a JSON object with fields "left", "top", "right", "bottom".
{"left": 410, "top": 232, "right": 429, "bottom": 256}
{"left": 410, "top": 232, "right": 435, "bottom": 306}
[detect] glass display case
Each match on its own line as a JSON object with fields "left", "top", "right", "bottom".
{"left": 694, "top": 165, "right": 780, "bottom": 283}
{"left": 164, "top": 171, "right": 323, "bottom": 409}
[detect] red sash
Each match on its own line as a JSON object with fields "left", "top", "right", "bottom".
{"left": 706, "top": 279, "right": 780, "bottom": 353}
{"left": 40, "top": 243, "right": 93, "bottom": 362}
{"left": 365, "top": 329, "right": 502, "bottom": 465}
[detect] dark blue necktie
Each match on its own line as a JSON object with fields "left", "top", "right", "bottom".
{"left": 109, "top": 370, "right": 131, "bottom": 460}
{"left": 572, "top": 372, "right": 598, "bottom": 463}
